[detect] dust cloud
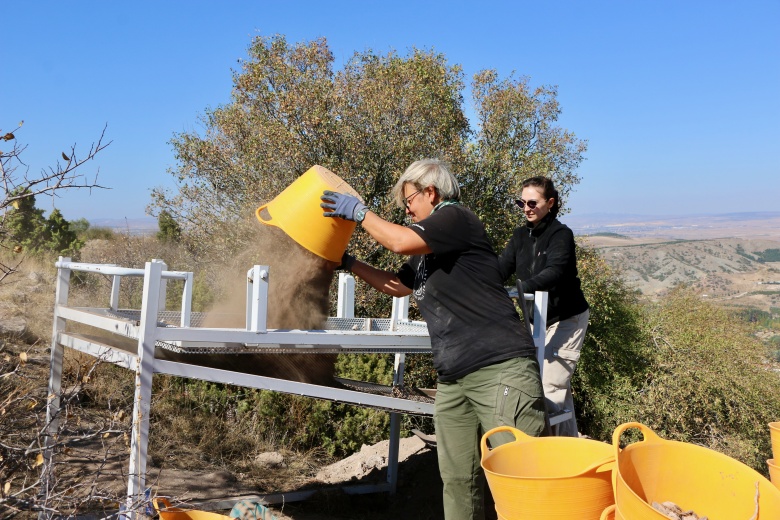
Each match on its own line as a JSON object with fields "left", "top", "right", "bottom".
{"left": 157, "top": 222, "right": 340, "bottom": 386}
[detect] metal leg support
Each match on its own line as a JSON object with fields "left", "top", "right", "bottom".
{"left": 41, "top": 257, "right": 71, "bottom": 516}
{"left": 126, "top": 261, "right": 163, "bottom": 518}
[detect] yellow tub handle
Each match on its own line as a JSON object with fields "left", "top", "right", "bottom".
{"left": 255, "top": 204, "right": 279, "bottom": 227}
{"left": 153, "top": 497, "right": 173, "bottom": 512}
{"left": 579, "top": 456, "right": 616, "bottom": 476}
{"left": 612, "top": 422, "right": 663, "bottom": 459}
{"left": 480, "top": 425, "right": 532, "bottom": 460}
{"left": 600, "top": 504, "right": 616, "bottom": 520}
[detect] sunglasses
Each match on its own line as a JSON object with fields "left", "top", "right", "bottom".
{"left": 515, "top": 198, "right": 546, "bottom": 209}
{"left": 403, "top": 189, "right": 423, "bottom": 209}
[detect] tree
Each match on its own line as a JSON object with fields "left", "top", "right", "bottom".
{"left": 3, "top": 188, "right": 48, "bottom": 253}
{"left": 1, "top": 121, "right": 110, "bottom": 280}
{"left": 151, "top": 36, "right": 471, "bottom": 260}
{"left": 44, "top": 208, "right": 82, "bottom": 255}
{"left": 150, "top": 34, "right": 586, "bottom": 258}
{"left": 156, "top": 209, "right": 182, "bottom": 243}
{"left": 3, "top": 191, "right": 83, "bottom": 257}
{"left": 149, "top": 34, "right": 588, "bottom": 411}
{"left": 463, "top": 71, "right": 589, "bottom": 247}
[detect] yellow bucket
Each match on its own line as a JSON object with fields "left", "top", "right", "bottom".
{"left": 770, "top": 422, "right": 780, "bottom": 460}
{"left": 480, "top": 426, "right": 615, "bottom": 520}
{"left": 612, "top": 422, "right": 780, "bottom": 520}
{"left": 255, "top": 165, "right": 362, "bottom": 262}
{"left": 152, "top": 497, "right": 231, "bottom": 520}
{"left": 600, "top": 504, "right": 616, "bottom": 520}
{"left": 768, "top": 458, "right": 780, "bottom": 490}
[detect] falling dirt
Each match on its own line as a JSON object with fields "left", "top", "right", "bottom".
{"left": 156, "top": 223, "right": 340, "bottom": 386}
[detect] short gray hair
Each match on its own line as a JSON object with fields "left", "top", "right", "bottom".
{"left": 392, "top": 159, "right": 461, "bottom": 208}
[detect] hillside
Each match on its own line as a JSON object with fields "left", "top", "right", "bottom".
{"left": 575, "top": 214, "right": 780, "bottom": 312}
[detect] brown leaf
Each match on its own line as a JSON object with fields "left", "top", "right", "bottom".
{"left": 62, "top": 152, "right": 70, "bottom": 161}
{"left": 2, "top": 132, "right": 14, "bottom": 141}
{"left": 33, "top": 453, "right": 44, "bottom": 468}
{"left": 19, "top": 352, "right": 28, "bottom": 363}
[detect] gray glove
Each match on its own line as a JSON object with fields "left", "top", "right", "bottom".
{"left": 320, "top": 190, "right": 366, "bottom": 221}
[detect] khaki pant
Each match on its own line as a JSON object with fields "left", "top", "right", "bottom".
{"left": 543, "top": 308, "right": 589, "bottom": 437}
{"left": 434, "top": 356, "right": 546, "bottom": 520}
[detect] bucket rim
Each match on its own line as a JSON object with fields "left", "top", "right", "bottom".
{"left": 483, "top": 456, "right": 614, "bottom": 481}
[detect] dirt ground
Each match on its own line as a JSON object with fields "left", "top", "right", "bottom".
{"left": 55, "top": 432, "right": 449, "bottom": 520}
{"left": 148, "top": 434, "right": 501, "bottom": 520}
{"left": 1, "top": 332, "right": 455, "bottom": 520}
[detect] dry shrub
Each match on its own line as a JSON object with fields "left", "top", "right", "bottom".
{"left": 0, "top": 251, "right": 59, "bottom": 341}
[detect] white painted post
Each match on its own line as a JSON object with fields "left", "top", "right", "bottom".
{"left": 387, "top": 295, "right": 410, "bottom": 495}
{"left": 42, "top": 257, "right": 71, "bottom": 502}
{"left": 246, "top": 265, "right": 269, "bottom": 332}
{"left": 152, "top": 259, "right": 168, "bottom": 312}
{"left": 110, "top": 275, "right": 121, "bottom": 311}
{"left": 180, "top": 271, "right": 193, "bottom": 327}
{"left": 531, "top": 291, "right": 548, "bottom": 376}
{"left": 126, "top": 261, "right": 163, "bottom": 517}
{"left": 337, "top": 273, "right": 355, "bottom": 319}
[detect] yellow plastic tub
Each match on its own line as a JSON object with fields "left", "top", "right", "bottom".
{"left": 480, "top": 425, "right": 615, "bottom": 520}
{"left": 612, "top": 422, "right": 780, "bottom": 520}
{"left": 768, "top": 458, "right": 780, "bottom": 491}
{"left": 770, "top": 422, "right": 780, "bottom": 460}
{"left": 153, "top": 497, "right": 232, "bottom": 520}
{"left": 256, "top": 165, "right": 362, "bottom": 262}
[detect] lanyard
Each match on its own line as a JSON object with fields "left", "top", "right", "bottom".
{"left": 430, "top": 200, "right": 460, "bottom": 215}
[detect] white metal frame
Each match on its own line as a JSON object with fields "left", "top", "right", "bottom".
{"left": 43, "top": 258, "right": 552, "bottom": 517}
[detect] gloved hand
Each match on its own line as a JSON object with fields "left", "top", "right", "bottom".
{"left": 336, "top": 252, "right": 357, "bottom": 272}
{"left": 320, "top": 190, "right": 366, "bottom": 221}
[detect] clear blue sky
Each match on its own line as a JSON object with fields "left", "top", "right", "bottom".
{"left": 3, "top": 1, "right": 778, "bottom": 223}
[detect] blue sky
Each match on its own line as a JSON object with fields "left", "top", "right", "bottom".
{"left": 3, "top": 1, "right": 778, "bottom": 223}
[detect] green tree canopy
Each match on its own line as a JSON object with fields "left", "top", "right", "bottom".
{"left": 157, "top": 209, "right": 182, "bottom": 243}
{"left": 151, "top": 34, "right": 587, "bottom": 260}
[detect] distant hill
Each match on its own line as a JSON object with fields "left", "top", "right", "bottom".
{"left": 574, "top": 213, "right": 780, "bottom": 312}
{"left": 582, "top": 236, "right": 780, "bottom": 313}
{"left": 563, "top": 211, "right": 780, "bottom": 241}
{"left": 87, "top": 217, "right": 157, "bottom": 235}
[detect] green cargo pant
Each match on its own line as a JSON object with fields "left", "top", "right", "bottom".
{"left": 434, "top": 356, "right": 546, "bottom": 520}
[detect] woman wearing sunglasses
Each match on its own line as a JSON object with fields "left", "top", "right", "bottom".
{"left": 497, "top": 176, "right": 589, "bottom": 438}
{"left": 321, "top": 159, "right": 546, "bottom": 520}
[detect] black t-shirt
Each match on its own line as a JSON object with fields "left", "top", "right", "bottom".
{"left": 397, "top": 204, "right": 537, "bottom": 382}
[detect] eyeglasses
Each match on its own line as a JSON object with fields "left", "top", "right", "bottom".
{"left": 515, "top": 198, "right": 546, "bottom": 210}
{"left": 403, "top": 189, "right": 423, "bottom": 209}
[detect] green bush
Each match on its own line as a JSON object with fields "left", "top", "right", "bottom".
{"left": 4, "top": 190, "right": 83, "bottom": 257}
{"left": 574, "top": 244, "right": 652, "bottom": 438}
{"left": 573, "top": 244, "right": 780, "bottom": 473}
{"left": 632, "top": 288, "right": 780, "bottom": 471}
{"left": 71, "top": 218, "right": 117, "bottom": 241}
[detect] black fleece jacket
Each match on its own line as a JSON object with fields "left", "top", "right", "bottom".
{"left": 497, "top": 213, "right": 589, "bottom": 327}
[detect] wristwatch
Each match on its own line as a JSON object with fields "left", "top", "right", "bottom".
{"left": 355, "top": 207, "right": 368, "bottom": 223}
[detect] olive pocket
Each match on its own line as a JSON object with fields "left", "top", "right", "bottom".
{"left": 494, "top": 365, "right": 545, "bottom": 438}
